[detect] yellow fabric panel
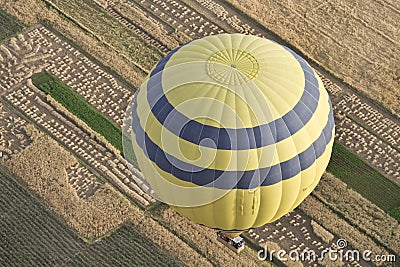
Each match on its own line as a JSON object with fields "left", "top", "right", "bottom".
{"left": 159, "top": 63, "right": 275, "bottom": 129}
{"left": 163, "top": 34, "right": 305, "bottom": 125}
{"left": 252, "top": 182, "right": 283, "bottom": 227}
{"left": 161, "top": 82, "right": 259, "bottom": 129}
{"left": 166, "top": 83, "right": 257, "bottom": 128}
{"left": 234, "top": 189, "right": 260, "bottom": 230}
{"left": 173, "top": 183, "right": 284, "bottom": 230}
{"left": 173, "top": 191, "right": 237, "bottom": 229}
{"left": 267, "top": 173, "right": 302, "bottom": 223}
{"left": 252, "top": 62, "right": 304, "bottom": 120}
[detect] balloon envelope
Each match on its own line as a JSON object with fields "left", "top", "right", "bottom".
{"left": 131, "top": 33, "right": 334, "bottom": 231}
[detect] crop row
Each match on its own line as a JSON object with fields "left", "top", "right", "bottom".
{"left": 335, "top": 109, "right": 400, "bottom": 184}
{"left": 0, "top": 24, "right": 135, "bottom": 134}
{"left": 336, "top": 92, "right": 400, "bottom": 150}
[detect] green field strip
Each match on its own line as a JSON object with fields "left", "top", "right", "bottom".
{"left": 0, "top": 8, "right": 24, "bottom": 42}
{"left": 327, "top": 142, "right": 400, "bottom": 220}
{"left": 32, "top": 72, "right": 123, "bottom": 152}
{"left": 388, "top": 207, "right": 400, "bottom": 223}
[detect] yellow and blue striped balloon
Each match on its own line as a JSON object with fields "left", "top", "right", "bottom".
{"left": 131, "top": 33, "right": 334, "bottom": 231}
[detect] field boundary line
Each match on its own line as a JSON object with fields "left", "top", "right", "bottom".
{"left": 107, "top": 6, "right": 170, "bottom": 53}
{"left": 123, "top": 0, "right": 177, "bottom": 34}
{"left": 375, "top": 0, "right": 400, "bottom": 15}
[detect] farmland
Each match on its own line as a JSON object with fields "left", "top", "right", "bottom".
{"left": 311, "top": 172, "right": 400, "bottom": 255}
{"left": 3, "top": 79, "right": 153, "bottom": 207}
{"left": 0, "top": 0, "right": 398, "bottom": 266}
{"left": 0, "top": 121, "right": 218, "bottom": 266}
{"left": 46, "top": 0, "right": 163, "bottom": 71}
{"left": 32, "top": 72, "right": 124, "bottom": 152}
{"left": 327, "top": 142, "right": 400, "bottom": 214}
{"left": 0, "top": 170, "right": 183, "bottom": 267}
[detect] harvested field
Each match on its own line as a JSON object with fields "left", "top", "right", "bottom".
{"left": 45, "top": 0, "right": 163, "bottom": 71}
{"left": 107, "top": 6, "right": 171, "bottom": 53}
{"left": 5, "top": 128, "right": 127, "bottom": 239}
{"left": 225, "top": 0, "right": 400, "bottom": 117}
{"left": 0, "top": 0, "right": 146, "bottom": 87}
{"left": 3, "top": 80, "right": 153, "bottom": 207}
{"left": 337, "top": 94, "right": 400, "bottom": 150}
{"left": 0, "top": 25, "right": 134, "bottom": 127}
{"left": 186, "top": 0, "right": 259, "bottom": 35}
{"left": 334, "top": 109, "right": 400, "bottom": 184}
{"left": 0, "top": 170, "right": 184, "bottom": 267}
{"left": 248, "top": 210, "right": 370, "bottom": 267}
{"left": 66, "top": 162, "right": 102, "bottom": 199}
{"left": 300, "top": 195, "right": 393, "bottom": 266}
{"left": 129, "top": 0, "right": 225, "bottom": 37}
{"left": 110, "top": 0, "right": 190, "bottom": 45}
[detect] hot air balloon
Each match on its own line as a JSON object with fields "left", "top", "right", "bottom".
{"left": 129, "top": 33, "right": 334, "bottom": 250}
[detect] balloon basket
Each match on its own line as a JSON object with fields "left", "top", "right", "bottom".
{"left": 216, "top": 231, "right": 245, "bottom": 253}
